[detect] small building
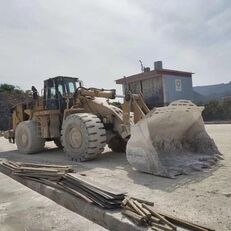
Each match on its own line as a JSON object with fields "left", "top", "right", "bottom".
{"left": 115, "top": 61, "right": 194, "bottom": 108}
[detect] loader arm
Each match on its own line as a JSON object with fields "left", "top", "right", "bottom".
{"left": 122, "top": 93, "right": 150, "bottom": 124}
{"left": 74, "top": 88, "right": 151, "bottom": 141}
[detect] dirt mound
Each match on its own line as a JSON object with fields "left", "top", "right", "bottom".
{"left": 0, "top": 92, "right": 31, "bottom": 131}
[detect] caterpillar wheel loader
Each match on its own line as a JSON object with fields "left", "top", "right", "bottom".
{"left": 3, "top": 76, "right": 222, "bottom": 177}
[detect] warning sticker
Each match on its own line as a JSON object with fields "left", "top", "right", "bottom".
{"left": 175, "top": 79, "right": 182, "bottom": 91}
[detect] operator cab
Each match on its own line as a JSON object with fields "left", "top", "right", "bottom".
{"left": 43, "top": 76, "right": 81, "bottom": 110}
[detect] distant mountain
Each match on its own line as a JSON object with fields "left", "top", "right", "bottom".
{"left": 193, "top": 81, "right": 231, "bottom": 103}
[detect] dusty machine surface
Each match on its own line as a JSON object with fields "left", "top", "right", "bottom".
{"left": 126, "top": 100, "right": 222, "bottom": 178}
{"left": 3, "top": 76, "right": 222, "bottom": 177}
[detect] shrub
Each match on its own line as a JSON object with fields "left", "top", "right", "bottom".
{"left": 202, "top": 100, "right": 231, "bottom": 121}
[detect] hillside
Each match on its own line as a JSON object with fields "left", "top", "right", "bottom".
{"left": 0, "top": 91, "right": 31, "bottom": 131}
{"left": 193, "top": 82, "right": 231, "bottom": 103}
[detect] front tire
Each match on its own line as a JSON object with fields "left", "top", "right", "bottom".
{"left": 61, "top": 113, "right": 106, "bottom": 161}
{"left": 15, "top": 121, "right": 45, "bottom": 154}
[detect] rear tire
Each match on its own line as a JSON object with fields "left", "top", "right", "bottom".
{"left": 61, "top": 113, "right": 106, "bottom": 161}
{"left": 108, "top": 136, "right": 127, "bottom": 153}
{"left": 15, "top": 121, "right": 45, "bottom": 154}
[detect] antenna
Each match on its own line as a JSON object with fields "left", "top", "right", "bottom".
{"left": 139, "top": 60, "right": 144, "bottom": 72}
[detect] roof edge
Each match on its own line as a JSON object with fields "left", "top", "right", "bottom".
{"left": 115, "top": 68, "right": 194, "bottom": 84}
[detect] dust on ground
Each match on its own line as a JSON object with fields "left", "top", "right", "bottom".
{"left": 0, "top": 124, "right": 230, "bottom": 231}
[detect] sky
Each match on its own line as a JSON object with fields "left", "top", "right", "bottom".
{"left": 0, "top": 0, "right": 230, "bottom": 94}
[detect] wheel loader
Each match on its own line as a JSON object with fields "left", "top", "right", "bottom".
{"left": 3, "top": 76, "right": 222, "bottom": 177}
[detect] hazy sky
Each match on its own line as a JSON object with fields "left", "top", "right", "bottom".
{"left": 0, "top": 0, "right": 230, "bottom": 94}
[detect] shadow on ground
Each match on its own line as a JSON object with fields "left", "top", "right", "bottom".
{"left": 0, "top": 146, "right": 221, "bottom": 193}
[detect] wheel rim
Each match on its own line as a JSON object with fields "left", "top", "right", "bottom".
{"left": 68, "top": 127, "right": 83, "bottom": 149}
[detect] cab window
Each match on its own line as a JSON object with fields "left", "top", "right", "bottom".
{"left": 68, "top": 82, "right": 76, "bottom": 94}
{"left": 48, "top": 87, "right": 56, "bottom": 99}
{"left": 58, "top": 84, "right": 64, "bottom": 96}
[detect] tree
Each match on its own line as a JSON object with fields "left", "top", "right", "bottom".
{"left": 223, "top": 101, "right": 231, "bottom": 120}
{"left": 202, "top": 100, "right": 231, "bottom": 121}
{"left": 0, "top": 84, "right": 25, "bottom": 94}
{"left": 0, "top": 83, "right": 15, "bottom": 92}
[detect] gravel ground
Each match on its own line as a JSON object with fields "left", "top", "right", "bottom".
{"left": 0, "top": 124, "right": 230, "bottom": 231}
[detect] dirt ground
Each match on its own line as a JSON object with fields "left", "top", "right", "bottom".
{"left": 0, "top": 124, "right": 230, "bottom": 231}
{"left": 0, "top": 173, "right": 106, "bottom": 231}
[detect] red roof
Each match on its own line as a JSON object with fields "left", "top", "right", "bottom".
{"left": 115, "top": 69, "right": 194, "bottom": 84}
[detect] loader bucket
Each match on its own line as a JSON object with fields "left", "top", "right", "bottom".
{"left": 126, "top": 100, "right": 222, "bottom": 178}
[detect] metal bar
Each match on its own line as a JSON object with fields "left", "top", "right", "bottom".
{"left": 142, "top": 204, "right": 176, "bottom": 231}
{"left": 128, "top": 199, "right": 146, "bottom": 217}
{"left": 121, "top": 209, "right": 145, "bottom": 225}
{"left": 133, "top": 200, "right": 151, "bottom": 218}
{"left": 151, "top": 223, "right": 173, "bottom": 231}
{"left": 158, "top": 212, "right": 214, "bottom": 231}
{"left": 130, "top": 197, "right": 154, "bottom": 206}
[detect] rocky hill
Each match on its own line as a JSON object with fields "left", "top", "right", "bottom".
{"left": 0, "top": 92, "right": 31, "bottom": 131}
